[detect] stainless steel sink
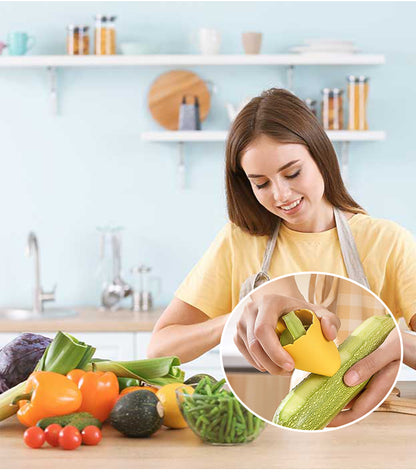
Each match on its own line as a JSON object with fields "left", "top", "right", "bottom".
{"left": 0, "top": 307, "right": 77, "bottom": 320}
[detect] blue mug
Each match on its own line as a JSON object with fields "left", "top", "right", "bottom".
{"left": 7, "top": 32, "right": 35, "bottom": 56}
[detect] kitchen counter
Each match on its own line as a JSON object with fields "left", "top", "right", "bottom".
{"left": 1, "top": 381, "right": 415, "bottom": 469}
{"left": 0, "top": 307, "right": 164, "bottom": 333}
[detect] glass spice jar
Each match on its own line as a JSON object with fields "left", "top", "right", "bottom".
{"left": 67, "top": 25, "right": 90, "bottom": 55}
{"left": 94, "top": 15, "right": 117, "bottom": 55}
{"left": 321, "top": 88, "right": 344, "bottom": 130}
{"left": 347, "top": 75, "right": 369, "bottom": 130}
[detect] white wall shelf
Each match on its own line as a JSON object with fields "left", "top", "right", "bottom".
{"left": 142, "top": 130, "right": 386, "bottom": 189}
{"left": 0, "top": 53, "right": 386, "bottom": 187}
{"left": 141, "top": 130, "right": 386, "bottom": 143}
{"left": 0, "top": 53, "right": 385, "bottom": 67}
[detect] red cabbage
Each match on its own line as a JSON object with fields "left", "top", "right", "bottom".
{"left": 0, "top": 333, "right": 52, "bottom": 393}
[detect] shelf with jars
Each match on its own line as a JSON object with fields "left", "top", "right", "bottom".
{"left": 0, "top": 53, "right": 384, "bottom": 115}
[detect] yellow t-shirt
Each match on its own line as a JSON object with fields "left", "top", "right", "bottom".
{"left": 175, "top": 214, "right": 416, "bottom": 326}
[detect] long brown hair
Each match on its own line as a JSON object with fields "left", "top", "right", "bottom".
{"left": 225, "top": 88, "right": 365, "bottom": 236}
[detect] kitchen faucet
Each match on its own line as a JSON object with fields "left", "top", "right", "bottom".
{"left": 26, "top": 232, "right": 56, "bottom": 313}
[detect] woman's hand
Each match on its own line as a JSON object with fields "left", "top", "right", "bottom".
{"left": 233, "top": 293, "right": 340, "bottom": 375}
{"left": 328, "top": 328, "right": 401, "bottom": 427}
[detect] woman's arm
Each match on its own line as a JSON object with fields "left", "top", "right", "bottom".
{"left": 147, "top": 297, "right": 228, "bottom": 363}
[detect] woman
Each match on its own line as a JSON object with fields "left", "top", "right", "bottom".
{"left": 147, "top": 88, "right": 416, "bottom": 374}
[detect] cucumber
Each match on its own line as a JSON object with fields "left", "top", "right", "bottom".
{"left": 37, "top": 412, "right": 102, "bottom": 430}
{"left": 110, "top": 390, "right": 164, "bottom": 438}
{"left": 273, "top": 315, "right": 396, "bottom": 430}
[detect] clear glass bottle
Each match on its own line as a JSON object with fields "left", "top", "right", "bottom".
{"left": 321, "top": 88, "right": 344, "bottom": 130}
{"left": 347, "top": 75, "right": 369, "bottom": 130}
{"left": 131, "top": 265, "right": 153, "bottom": 312}
{"left": 94, "top": 15, "right": 116, "bottom": 55}
{"left": 67, "top": 25, "right": 90, "bottom": 55}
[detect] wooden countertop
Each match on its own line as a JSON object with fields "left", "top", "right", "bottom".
{"left": 0, "top": 307, "right": 164, "bottom": 333}
{"left": 1, "top": 382, "right": 415, "bottom": 469}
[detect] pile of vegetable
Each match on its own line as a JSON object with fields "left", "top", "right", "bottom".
{"left": 179, "top": 377, "right": 265, "bottom": 445}
{"left": 0, "top": 330, "right": 193, "bottom": 448}
{"left": 1, "top": 331, "right": 265, "bottom": 449}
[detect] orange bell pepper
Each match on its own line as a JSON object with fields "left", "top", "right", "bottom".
{"left": 67, "top": 369, "right": 119, "bottom": 422}
{"left": 15, "top": 371, "right": 82, "bottom": 427}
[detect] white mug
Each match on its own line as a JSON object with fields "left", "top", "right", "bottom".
{"left": 198, "top": 28, "right": 221, "bottom": 55}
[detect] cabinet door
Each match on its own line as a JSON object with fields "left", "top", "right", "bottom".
{"left": 0, "top": 331, "right": 135, "bottom": 362}
{"left": 69, "top": 332, "right": 136, "bottom": 361}
{"left": 0, "top": 333, "right": 20, "bottom": 348}
{"left": 33, "top": 332, "right": 135, "bottom": 361}
{"left": 135, "top": 332, "right": 224, "bottom": 380}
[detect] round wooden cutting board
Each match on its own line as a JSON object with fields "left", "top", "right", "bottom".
{"left": 147, "top": 70, "right": 211, "bottom": 130}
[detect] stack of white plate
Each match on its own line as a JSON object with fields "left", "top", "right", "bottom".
{"left": 289, "top": 39, "right": 360, "bottom": 54}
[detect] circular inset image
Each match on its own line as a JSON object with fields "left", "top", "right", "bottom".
{"left": 220, "top": 272, "right": 402, "bottom": 432}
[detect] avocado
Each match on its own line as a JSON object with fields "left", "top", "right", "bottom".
{"left": 110, "top": 390, "right": 164, "bottom": 438}
{"left": 184, "top": 373, "right": 217, "bottom": 385}
{"left": 37, "top": 412, "right": 102, "bottom": 430}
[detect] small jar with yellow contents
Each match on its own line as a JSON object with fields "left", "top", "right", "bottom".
{"left": 347, "top": 75, "right": 369, "bottom": 130}
{"left": 321, "top": 88, "right": 344, "bottom": 130}
{"left": 67, "top": 25, "right": 90, "bottom": 55}
{"left": 94, "top": 15, "right": 117, "bottom": 55}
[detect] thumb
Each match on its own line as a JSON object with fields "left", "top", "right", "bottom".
{"left": 344, "top": 346, "right": 391, "bottom": 387}
{"left": 344, "top": 329, "right": 401, "bottom": 386}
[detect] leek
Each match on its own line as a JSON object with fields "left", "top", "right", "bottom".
{"left": 87, "top": 357, "right": 184, "bottom": 386}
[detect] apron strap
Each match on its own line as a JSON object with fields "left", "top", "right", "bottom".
{"left": 334, "top": 207, "right": 370, "bottom": 289}
{"left": 260, "top": 220, "right": 280, "bottom": 274}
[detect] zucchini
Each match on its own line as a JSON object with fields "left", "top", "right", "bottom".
{"left": 280, "top": 311, "right": 307, "bottom": 346}
{"left": 273, "top": 315, "right": 396, "bottom": 430}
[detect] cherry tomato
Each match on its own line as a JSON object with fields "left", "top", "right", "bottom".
{"left": 58, "top": 426, "right": 82, "bottom": 450}
{"left": 44, "top": 424, "right": 62, "bottom": 447}
{"left": 81, "top": 426, "right": 102, "bottom": 446}
{"left": 23, "top": 426, "right": 45, "bottom": 449}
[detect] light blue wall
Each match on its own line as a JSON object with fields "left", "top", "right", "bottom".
{"left": 0, "top": 1, "right": 415, "bottom": 309}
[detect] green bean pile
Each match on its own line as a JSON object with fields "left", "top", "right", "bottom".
{"left": 179, "top": 377, "right": 265, "bottom": 444}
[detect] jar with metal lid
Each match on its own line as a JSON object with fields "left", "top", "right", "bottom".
{"left": 347, "top": 75, "right": 369, "bottom": 130}
{"left": 94, "top": 14, "right": 117, "bottom": 55}
{"left": 66, "top": 25, "right": 90, "bottom": 55}
{"left": 321, "top": 88, "right": 343, "bottom": 130}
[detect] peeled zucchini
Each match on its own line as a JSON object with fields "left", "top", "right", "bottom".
{"left": 273, "top": 315, "right": 396, "bottom": 430}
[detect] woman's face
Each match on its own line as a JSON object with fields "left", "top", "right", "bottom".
{"left": 240, "top": 134, "right": 332, "bottom": 232}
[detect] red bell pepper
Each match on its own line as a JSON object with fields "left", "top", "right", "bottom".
{"left": 66, "top": 369, "right": 119, "bottom": 422}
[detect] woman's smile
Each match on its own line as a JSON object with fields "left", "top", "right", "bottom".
{"left": 278, "top": 197, "right": 304, "bottom": 214}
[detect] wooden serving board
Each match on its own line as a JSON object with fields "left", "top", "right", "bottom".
{"left": 376, "top": 387, "right": 416, "bottom": 415}
{"left": 147, "top": 70, "right": 211, "bottom": 130}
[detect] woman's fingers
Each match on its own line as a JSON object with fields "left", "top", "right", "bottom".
{"left": 233, "top": 332, "right": 265, "bottom": 372}
{"left": 329, "top": 360, "right": 400, "bottom": 427}
{"left": 311, "top": 306, "right": 340, "bottom": 341}
{"left": 253, "top": 298, "right": 295, "bottom": 372}
{"left": 235, "top": 299, "right": 266, "bottom": 371}
{"left": 344, "top": 329, "right": 401, "bottom": 386}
